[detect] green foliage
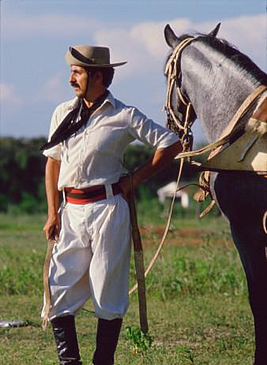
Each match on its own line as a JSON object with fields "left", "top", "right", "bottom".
{"left": 176, "top": 345, "right": 195, "bottom": 364}
{"left": 142, "top": 231, "right": 246, "bottom": 301}
{"left": 0, "top": 137, "right": 46, "bottom": 212}
{"left": 0, "top": 246, "right": 44, "bottom": 295}
{"left": 126, "top": 326, "right": 153, "bottom": 353}
{"left": 19, "top": 193, "right": 39, "bottom": 214}
{"left": 0, "top": 194, "right": 9, "bottom": 212}
{"left": 123, "top": 143, "right": 153, "bottom": 172}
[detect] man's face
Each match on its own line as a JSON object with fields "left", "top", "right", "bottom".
{"left": 69, "top": 65, "right": 89, "bottom": 98}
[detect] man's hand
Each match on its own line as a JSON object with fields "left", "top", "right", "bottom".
{"left": 43, "top": 213, "right": 61, "bottom": 241}
{"left": 118, "top": 175, "right": 134, "bottom": 201}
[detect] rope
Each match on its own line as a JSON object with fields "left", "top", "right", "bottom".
{"left": 263, "top": 211, "right": 267, "bottom": 235}
{"left": 129, "top": 45, "right": 200, "bottom": 294}
{"left": 129, "top": 157, "right": 185, "bottom": 295}
{"left": 165, "top": 37, "right": 194, "bottom": 133}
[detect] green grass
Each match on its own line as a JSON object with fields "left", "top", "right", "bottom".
{"left": 0, "top": 212, "right": 255, "bottom": 365}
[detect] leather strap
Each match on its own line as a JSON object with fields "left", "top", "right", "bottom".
{"left": 176, "top": 85, "right": 267, "bottom": 160}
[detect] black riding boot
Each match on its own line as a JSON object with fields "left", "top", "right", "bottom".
{"left": 51, "top": 315, "right": 82, "bottom": 365}
{"left": 92, "top": 318, "right": 123, "bottom": 365}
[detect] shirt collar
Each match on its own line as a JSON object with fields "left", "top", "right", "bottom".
{"left": 67, "top": 97, "right": 80, "bottom": 111}
{"left": 67, "top": 90, "right": 115, "bottom": 112}
{"left": 103, "top": 90, "right": 116, "bottom": 108}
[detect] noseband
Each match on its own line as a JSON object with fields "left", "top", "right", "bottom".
{"left": 164, "top": 37, "right": 195, "bottom": 151}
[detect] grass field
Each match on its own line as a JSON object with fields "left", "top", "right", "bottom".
{"left": 0, "top": 208, "right": 255, "bottom": 365}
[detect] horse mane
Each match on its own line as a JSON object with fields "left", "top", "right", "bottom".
{"left": 166, "top": 32, "right": 267, "bottom": 86}
{"left": 197, "top": 34, "right": 267, "bottom": 85}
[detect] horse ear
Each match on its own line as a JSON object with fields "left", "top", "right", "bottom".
{"left": 208, "top": 23, "right": 221, "bottom": 38}
{"left": 164, "top": 24, "right": 179, "bottom": 48}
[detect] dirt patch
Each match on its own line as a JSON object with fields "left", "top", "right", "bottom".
{"left": 139, "top": 224, "right": 232, "bottom": 248}
{"left": 139, "top": 225, "right": 206, "bottom": 247}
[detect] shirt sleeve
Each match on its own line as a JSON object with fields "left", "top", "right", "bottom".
{"left": 43, "top": 106, "right": 62, "bottom": 161}
{"left": 127, "top": 107, "right": 179, "bottom": 149}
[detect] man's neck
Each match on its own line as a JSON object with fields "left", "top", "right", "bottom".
{"left": 83, "top": 88, "right": 107, "bottom": 108}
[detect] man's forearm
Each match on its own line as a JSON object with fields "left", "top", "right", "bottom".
{"left": 132, "top": 141, "right": 182, "bottom": 188}
{"left": 45, "top": 157, "right": 61, "bottom": 216}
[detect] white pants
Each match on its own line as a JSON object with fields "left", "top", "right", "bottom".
{"left": 41, "top": 193, "right": 131, "bottom": 321}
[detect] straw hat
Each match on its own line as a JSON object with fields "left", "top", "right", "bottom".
{"left": 65, "top": 45, "right": 127, "bottom": 68}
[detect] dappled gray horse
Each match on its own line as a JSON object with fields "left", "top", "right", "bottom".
{"left": 164, "top": 24, "right": 267, "bottom": 365}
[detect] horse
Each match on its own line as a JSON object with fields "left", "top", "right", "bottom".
{"left": 164, "top": 23, "right": 267, "bottom": 365}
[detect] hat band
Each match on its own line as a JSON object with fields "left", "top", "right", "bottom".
{"left": 69, "top": 47, "right": 96, "bottom": 65}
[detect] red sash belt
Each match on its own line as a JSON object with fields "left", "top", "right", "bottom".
{"left": 64, "top": 183, "right": 121, "bottom": 204}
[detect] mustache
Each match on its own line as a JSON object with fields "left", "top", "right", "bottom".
{"left": 70, "top": 82, "right": 79, "bottom": 88}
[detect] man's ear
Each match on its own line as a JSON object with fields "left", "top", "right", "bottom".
{"left": 93, "top": 71, "right": 104, "bottom": 85}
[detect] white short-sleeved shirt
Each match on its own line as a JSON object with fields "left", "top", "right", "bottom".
{"left": 44, "top": 92, "right": 179, "bottom": 190}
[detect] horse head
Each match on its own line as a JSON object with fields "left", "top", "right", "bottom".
{"left": 164, "top": 23, "right": 221, "bottom": 145}
{"left": 164, "top": 23, "right": 267, "bottom": 143}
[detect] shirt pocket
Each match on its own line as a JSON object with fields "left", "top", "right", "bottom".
{"left": 86, "top": 125, "right": 126, "bottom": 154}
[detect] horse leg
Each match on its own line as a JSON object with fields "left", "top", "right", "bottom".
{"left": 213, "top": 173, "right": 267, "bottom": 365}
{"left": 230, "top": 221, "right": 267, "bottom": 365}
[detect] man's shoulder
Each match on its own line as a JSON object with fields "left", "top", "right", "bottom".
{"left": 111, "top": 95, "right": 137, "bottom": 114}
{"left": 54, "top": 98, "right": 79, "bottom": 115}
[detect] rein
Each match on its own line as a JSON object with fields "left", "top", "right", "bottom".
{"left": 129, "top": 156, "right": 185, "bottom": 295}
{"left": 164, "top": 37, "right": 195, "bottom": 151}
{"left": 129, "top": 39, "right": 196, "bottom": 295}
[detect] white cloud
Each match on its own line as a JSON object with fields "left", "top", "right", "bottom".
{"left": 40, "top": 73, "right": 71, "bottom": 103}
{"left": 215, "top": 15, "right": 266, "bottom": 68}
{"left": 1, "top": 11, "right": 266, "bottom": 138}
{"left": 130, "top": 18, "right": 192, "bottom": 58}
{"left": 3, "top": 11, "right": 266, "bottom": 72}
{"left": 0, "top": 83, "right": 23, "bottom": 108}
{"left": 93, "top": 14, "right": 266, "bottom": 79}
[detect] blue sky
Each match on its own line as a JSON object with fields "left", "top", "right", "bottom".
{"left": 0, "top": 0, "right": 266, "bottom": 144}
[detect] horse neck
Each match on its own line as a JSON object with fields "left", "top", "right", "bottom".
{"left": 182, "top": 44, "right": 259, "bottom": 143}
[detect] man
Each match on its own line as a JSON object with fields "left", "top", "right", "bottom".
{"left": 41, "top": 44, "right": 182, "bottom": 365}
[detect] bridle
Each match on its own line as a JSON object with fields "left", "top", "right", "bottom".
{"left": 164, "top": 37, "right": 195, "bottom": 152}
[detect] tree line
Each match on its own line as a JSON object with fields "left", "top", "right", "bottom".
{"left": 0, "top": 137, "right": 200, "bottom": 213}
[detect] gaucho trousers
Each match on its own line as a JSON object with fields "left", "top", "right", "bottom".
{"left": 41, "top": 193, "right": 131, "bottom": 321}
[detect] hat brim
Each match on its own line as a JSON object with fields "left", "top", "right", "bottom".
{"left": 65, "top": 51, "right": 127, "bottom": 68}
